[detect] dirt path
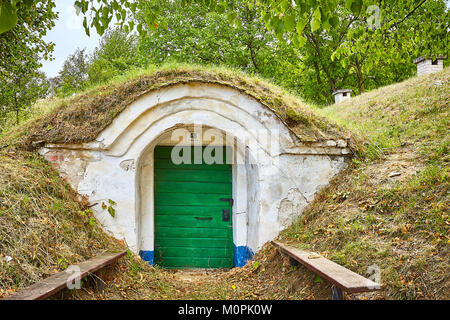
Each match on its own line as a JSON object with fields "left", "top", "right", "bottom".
{"left": 70, "top": 245, "right": 340, "bottom": 300}
{"left": 173, "top": 269, "right": 226, "bottom": 283}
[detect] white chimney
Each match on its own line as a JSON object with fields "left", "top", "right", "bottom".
{"left": 332, "top": 89, "right": 352, "bottom": 104}
{"left": 414, "top": 55, "right": 446, "bottom": 76}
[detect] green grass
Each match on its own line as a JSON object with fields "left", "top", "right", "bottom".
{"left": 280, "top": 68, "right": 449, "bottom": 299}
{"left": 316, "top": 69, "right": 449, "bottom": 160}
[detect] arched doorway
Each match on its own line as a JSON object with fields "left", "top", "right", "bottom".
{"left": 137, "top": 124, "right": 260, "bottom": 268}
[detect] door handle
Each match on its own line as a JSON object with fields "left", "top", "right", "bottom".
{"left": 195, "top": 217, "right": 213, "bottom": 220}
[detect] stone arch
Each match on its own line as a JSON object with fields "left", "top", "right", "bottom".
{"left": 135, "top": 123, "right": 262, "bottom": 266}
{"left": 92, "top": 82, "right": 298, "bottom": 157}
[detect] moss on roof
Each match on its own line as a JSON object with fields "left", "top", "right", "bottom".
{"left": 7, "top": 64, "right": 355, "bottom": 150}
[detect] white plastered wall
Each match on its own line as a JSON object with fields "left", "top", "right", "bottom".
{"left": 416, "top": 59, "right": 444, "bottom": 76}
{"left": 39, "top": 82, "right": 350, "bottom": 259}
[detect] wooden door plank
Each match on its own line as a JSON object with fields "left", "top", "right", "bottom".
{"left": 156, "top": 256, "right": 234, "bottom": 269}
{"left": 155, "top": 237, "right": 232, "bottom": 249}
{"left": 155, "top": 192, "right": 232, "bottom": 206}
{"left": 155, "top": 246, "right": 233, "bottom": 258}
{"left": 154, "top": 159, "right": 231, "bottom": 171}
{"left": 154, "top": 205, "right": 230, "bottom": 216}
{"left": 155, "top": 168, "right": 232, "bottom": 183}
{"left": 272, "top": 241, "right": 380, "bottom": 293}
{"left": 156, "top": 214, "right": 231, "bottom": 228}
{"left": 155, "top": 226, "right": 233, "bottom": 239}
{"left": 155, "top": 181, "right": 231, "bottom": 194}
{"left": 154, "top": 146, "right": 233, "bottom": 164}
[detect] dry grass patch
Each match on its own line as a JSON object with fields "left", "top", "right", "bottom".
{"left": 0, "top": 149, "right": 125, "bottom": 298}
{"left": 280, "top": 68, "right": 450, "bottom": 300}
{"left": 68, "top": 243, "right": 334, "bottom": 300}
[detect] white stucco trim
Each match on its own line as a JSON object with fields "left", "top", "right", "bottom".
{"left": 137, "top": 127, "right": 252, "bottom": 258}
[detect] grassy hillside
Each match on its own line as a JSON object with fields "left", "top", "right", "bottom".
{"left": 279, "top": 68, "right": 449, "bottom": 299}
{"left": 0, "top": 66, "right": 447, "bottom": 300}
{"left": 0, "top": 148, "right": 128, "bottom": 297}
{"left": 57, "top": 68, "right": 449, "bottom": 301}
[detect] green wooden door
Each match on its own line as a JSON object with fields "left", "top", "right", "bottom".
{"left": 154, "top": 146, "right": 233, "bottom": 268}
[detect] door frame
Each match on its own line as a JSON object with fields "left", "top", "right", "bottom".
{"left": 137, "top": 127, "right": 252, "bottom": 267}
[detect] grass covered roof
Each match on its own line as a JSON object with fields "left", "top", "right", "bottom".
{"left": 6, "top": 64, "right": 354, "bottom": 150}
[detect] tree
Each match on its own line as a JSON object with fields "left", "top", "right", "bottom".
{"left": 261, "top": 0, "right": 449, "bottom": 103}
{"left": 88, "top": 28, "right": 141, "bottom": 84}
{"left": 1, "top": 0, "right": 446, "bottom": 106}
{"left": 136, "top": 0, "right": 312, "bottom": 102}
{"left": 0, "top": 70, "right": 50, "bottom": 125}
{"left": 0, "top": 0, "right": 55, "bottom": 124}
{"left": 50, "top": 28, "right": 143, "bottom": 96}
{"left": 0, "top": 0, "right": 56, "bottom": 79}
{"left": 137, "top": 1, "right": 288, "bottom": 73}
{"left": 2, "top": 1, "right": 447, "bottom": 58}
{"left": 53, "top": 48, "right": 90, "bottom": 96}
{"left": 333, "top": 0, "right": 449, "bottom": 93}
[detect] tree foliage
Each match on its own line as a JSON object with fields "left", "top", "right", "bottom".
{"left": 0, "top": 0, "right": 56, "bottom": 78}
{"left": 51, "top": 28, "right": 142, "bottom": 96}
{"left": 0, "top": 0, "right": 448, "bottom": 106}
{"left": 0, "top": 71, "right": 50, "bottom": 125}
{"left": 0, "top": 0, "right": 56, "bottom": 124}
{"left": 88, "top": 29, "right": 141, "bottom": 84}
{"left": 138, "top": 1, "right": 289, "bottom": 72}
{"left": 52, "top": 48, "right": 89, "bottom": 96}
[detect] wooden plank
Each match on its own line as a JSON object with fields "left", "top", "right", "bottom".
{"left": 154, "top": 159, "right": 231, "bottom": 171}
{"left": 156, "top": 214, "right": 231, "bottom": 228}
{"left": 155, "top": 246, "right": 233, "bottom": 258}
{"left": 272, "top": 241, "right": 380, "bottom": 293}
{"left": 2, "top": 250, "right": 127, "bottom": 300}
{"left": 155, "top": 192, "right": 232, "bottom": 206}
{"left": 155, "top": 168, "right": 232, "bottom": 183}
{"left": 155, "top": 226, "right": 233, "bottom": 239}
{"left": 154, "top": 146, "right": 233, "bottom": 164}
{"left": 155, "top": 181, "right": 231, "bottom": 194}
{"left": 155, "top": 237, "right": 232, "bottom": 249}
{"left": 155, "top": 205, "right": 230, "bottom": 216}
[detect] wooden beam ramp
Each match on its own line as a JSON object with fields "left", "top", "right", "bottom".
{"left": 272, "top": 241, "right": 380, "bottom": 300}
{"left": 2, "top": 250, "right": 127, "bottom": 300}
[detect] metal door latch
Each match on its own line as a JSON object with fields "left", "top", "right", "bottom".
{"left": 222, "top": 209, "right": 230, "bottom": 221}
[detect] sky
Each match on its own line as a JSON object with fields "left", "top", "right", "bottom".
{"left": 40, "top": 0, "right": 101, "bottom": 78}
